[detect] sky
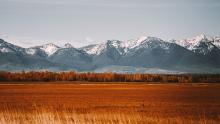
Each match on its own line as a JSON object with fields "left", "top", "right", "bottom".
{"left": 0, "top": 0, "right": 220, "bottom": 48}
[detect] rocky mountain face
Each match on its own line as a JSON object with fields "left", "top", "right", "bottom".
{"left": 0, "top": 34, "right": 220, "bottom": 73}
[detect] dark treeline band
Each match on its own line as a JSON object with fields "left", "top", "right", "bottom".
{"left": 0, "top": 71, "right": 219, "bottom": 83}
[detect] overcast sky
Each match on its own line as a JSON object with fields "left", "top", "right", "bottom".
{"left": 0, "top": 0, "right": 220, "bottom": 48}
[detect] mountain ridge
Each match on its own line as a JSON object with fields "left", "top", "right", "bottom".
{"left": 0, "top": 34, "right": 220, "bottom": 73}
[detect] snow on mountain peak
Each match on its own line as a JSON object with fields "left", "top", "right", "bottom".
{"left": 25, "top": 48, "right": 36, "bottom": 55}
{"left": 213, "top": 37, "right": 220, "bottom": 48}
{"left": 107, "top": 40, "right": 120, "bottom": 46}
{"left": 171, "top": 34, "right": 220, "bottom": 55}
{"left": 82, "top": 36, "right": 167, "bottom": 55}
{"left": 0, "top": 39, "right": 24, "bottom": 53}
{"left": 64, "top": 43, "right": 73, "bottom": 48}
{"left": 39, "top": 43, "right": 60, "bottom": 56}
{"left": 122, "top": 36, "right": 163, "bottom": 51}
{"left": 191, "top": 34, "right": 213, "bottom": 43}
{"left": 175, "top": 34, "right": 213, "bottom": 50}
{"left": 0, "top": 47, "right": 13, "bottom": 53}
{"left": 0, "top": 40, "right": 12, "bottom": 53}
{"left": 194, "top": 34, "right": 206, "bottom": 40}
{"left": 137, "top": 36, "right": 148, "bottom": 43}
{"left": 83, "top": 43, "right": 106, "bottom": 55}
{"left": 122, "top": 36, "right": 148, "bottom": 49}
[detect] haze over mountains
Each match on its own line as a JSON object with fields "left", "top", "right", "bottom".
{"left": 0, "top": 34, "right": 220, "bottom": 73}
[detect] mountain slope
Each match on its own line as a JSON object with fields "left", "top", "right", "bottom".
{"left": 172, "top": 34, "right": 220, "bottom": 55}
{"left": 119, "top": 38, "right": 209, "bottom": 70}
{"left": 49, "top": 47, "right": 95, "bottom": 71}
{"left": 1, "top": 34, "right": 220, "bottom": 73}
{"left": 171, "top": 34, "right": 220, "bottom": 69}
{"left": 0, "top": 39, "right": 56, "bottom": 71}
{"left": 26, "top": 43, "right": 60, "bottom": 57}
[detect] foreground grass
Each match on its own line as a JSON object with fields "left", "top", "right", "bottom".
{"left": 0, "top": 83, "right": 220, "bottom": 124}
{"left": 1, "top": 107, "right": 220, "bottom": 124}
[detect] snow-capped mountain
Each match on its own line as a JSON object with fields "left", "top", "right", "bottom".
{"left": 0, "top": 39, "right": 25, "bottom": 53}
{"left": 64, "top": 43, "right": 74, "bottom": 48}
{"left": 36, "top": 43, "right": 60, "bottom": 56}
{"left": 81, "top": 35, "right": 209, "bottom": 70}
{"left": 49, "top": 47, "right": 94, "bottom": 71}
{"left": 121, "top": 36, "right": 164, "bottom": 51}
{"left": 81, "top": 36, "right": 168, "bottom": 56}
{"left": 173, "top": 34, "right": 209, "bottom": 50}
{"left": 81, "top": 43, "right": 106, "bottom": 55}
{"left": 212, "top": 37, "right": 220, "bottom": 48}
{"left": 126, "top": 36, "right": 170, "bottom": 51}
{"left": 123, "top": 36, "right": 149, "bottom": 49}
{"left": 172, "top": 34, "right": 220, "bottom": 55}
{"left": 25, "top": 43, "right": 61, "bottom": 57}
{"left": 0, "top": 39, "right": 56, "bottom": 71}
{"left": 0, "top": 34, "right": 220, "bottom": 73}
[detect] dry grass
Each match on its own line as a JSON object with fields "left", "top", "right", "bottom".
{"left": 1, "top": 109, "right": 219, "bottom": 124}
{"left": 0, "top": 83, "right": 220, "bottom": 124}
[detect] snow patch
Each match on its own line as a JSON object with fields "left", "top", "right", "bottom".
{"left": 39, "top": 43, "right": 60, "bottom": 56}
{"left": 213, "top": 37, "right": 220, "bottom": 49}
{"left": 64, "top": 43, "right": 73, "bottom": 48}
{"left": 83, "top": 36, "right": 168, "bottom": 55}
{"left": 0, "top": 48, "right": 12, "bottom": 53}
{"left": 85, "top": 44, "right": 106, "bottom": 55}
{"left": 173, "top": 34, "right": 217, "bottom": 54}
{"left": 122, "top": 36, "right": 148, "bottom": 49}
{"left": 25, "top": 48, "right": 36, "bottom": 55}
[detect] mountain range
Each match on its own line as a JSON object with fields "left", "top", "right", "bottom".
{"left": 1, "top": 34, "right": 220, "bottom": 73}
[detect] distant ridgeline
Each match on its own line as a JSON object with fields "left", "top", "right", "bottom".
{"left": 0, "top": 71, "right": 219, "bottom": 83}
{"left": 1, "top": 34, "right": 220, "bottom": 73}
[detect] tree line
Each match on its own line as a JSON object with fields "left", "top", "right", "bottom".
{"left": 0, "top": 71, "right": 219, "bottom": 83}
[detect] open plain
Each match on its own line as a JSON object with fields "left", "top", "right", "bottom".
{"left": 0, "top": 83, "right": 220, "bottom": 124}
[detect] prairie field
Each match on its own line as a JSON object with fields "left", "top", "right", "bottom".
{"left": 0, "top": 83, "right": 220, "bottom": 124}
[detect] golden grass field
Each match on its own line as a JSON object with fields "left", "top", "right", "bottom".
{"left": 0, "top": 83, "right": 220, "bottom": 124}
